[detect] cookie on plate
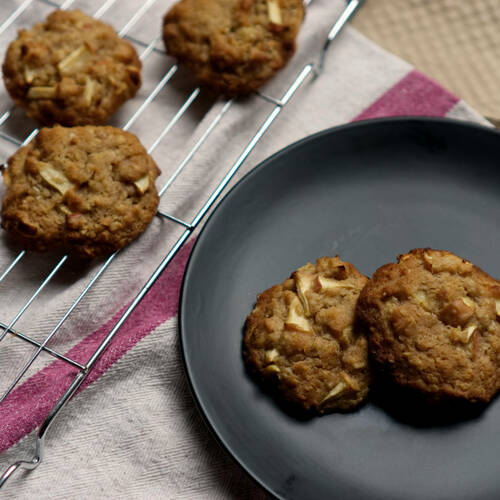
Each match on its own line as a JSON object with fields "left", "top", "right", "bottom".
{"left": 244, "top": 257, "right": 370, "bottom": 413}
{"left": 357, "top": 248, "right": 500, "bottom": 403}
{"left": 163, "top": 0, "right": 304, "bottom": 96}
{"left": 2, "top": 10, "right": 141, "bottom": 126}
{"left": 1, "top": 125, "right": 160, "bottom": 257}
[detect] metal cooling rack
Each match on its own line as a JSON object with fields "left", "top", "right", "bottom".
{"left": 0, "top": 0, "right": 362, "bottom": 489}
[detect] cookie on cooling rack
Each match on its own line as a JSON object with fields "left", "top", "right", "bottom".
{"left": 244, "top": 257, "right": 371, "bottom": 414}
{"left": 2, "top": 10, "right": 141, "bottom": 126}
{"left": 357, "top": 248, "right": 500, "bottom": 404}
{"left": 163, "top": 0, "right": 304, "bottom": 96}
{"left": 1, "top": 125, "right": 160, "bottom": 258}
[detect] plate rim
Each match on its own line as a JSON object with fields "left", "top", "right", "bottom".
{"left": 178, "top": 116, "right": 500, "bottom": 498}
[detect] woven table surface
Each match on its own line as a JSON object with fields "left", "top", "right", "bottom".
{"left": 352, "top": 0, "right": 500, "bottom": 124}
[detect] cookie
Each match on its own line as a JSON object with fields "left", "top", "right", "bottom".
{"left": 1, "top": 125, "right": 160, "bottom": 258}
{"left": 2, "top": 10, "right": 141, "bottom": 126}
{"left": 357, "top": 249, "right": 500, "bottom": 403}
{"left": 244, "top": 257, "right": 370, "bottom": 413}
{"left": 163, "top": 0, "right": 304, "bottom": 96}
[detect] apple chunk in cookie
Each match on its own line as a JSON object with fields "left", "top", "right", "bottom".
{"left": 244, "top": 257, "right": 370, "bottom": 414}
{"left": 1, "top": 125, "right": 160, "bottom": 257}
{"left": 357, "top": 248, "right": 500, "bottom": 403}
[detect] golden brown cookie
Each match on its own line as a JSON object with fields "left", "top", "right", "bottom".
{"left": 2, "top": 10, "right": 141, "bottom": 126}
{"left": 244, "top": 257, "right": 370, "bottom": 414}
{"left": 1, "top": 125, "right": 160, "bottom": 258}
{"left": 163, "top": 0, "right": 304, "bottom": 96}
{"left": 357, "top": 248, "right": 500, "bottom": 403}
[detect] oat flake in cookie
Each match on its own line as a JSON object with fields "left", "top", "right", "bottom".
{"left": 244, "top": 257, "right": 370, "bottom": 414}
{"left": 163, "top": 0, "right": 304, "bottom": 96}
{"left": 2, "top": 10, "right": 141, "bottom": 126}
{"left": 357, "top": 248, "right": 500, "bottom": 404}
{"left": 1, "top": 126, "right": 160, "bottom": 258}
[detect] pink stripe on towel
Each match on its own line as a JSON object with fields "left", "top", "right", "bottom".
{"left": 354, "top": 70, "right": 459, "bottom": 121}
{"left": 0, "top": 239, "right": 194, "bottom": 454}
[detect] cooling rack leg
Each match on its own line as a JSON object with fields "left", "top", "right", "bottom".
{"left": 0, "top": 454, "right": 40, "bottom": 489}
{"left": 317, "top": 0, "right": 362, "bottom": 74}
{"left": 0, "top": 462, "right": 31, "bottom": 489}
{"left": 0, "top": 371, "right": 86, "bottom": 489}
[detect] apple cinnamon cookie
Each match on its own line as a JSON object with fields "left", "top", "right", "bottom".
{"left": 2, "top": 10, "right": 141, "bottom": 126}
{"left": 244, "top": 257, "right": 370, "bottom": 414}
{"left": 1, "top": 125, "right": 160, "bottom": 257}
{"left": 163, "top": 0, "right": 304, "bottom": 96}
{"left": 357, "top": 249, "right": 500, "bottom": 404}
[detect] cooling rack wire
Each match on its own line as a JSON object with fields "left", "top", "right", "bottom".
{"left": 0, "top": 0, "right": 362, "bottom": 489}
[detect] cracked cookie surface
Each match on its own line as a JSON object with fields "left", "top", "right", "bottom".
{"left": 357, "top": 248, "right": 500, "bottom": 403}
{"left": 1, "top": 125, "right": 160, "bottom": 257}
{"left": 244, "top": 257, "right": 370, "bottom": 413}
{"left": 2, "top": 10, "right": 141, "bottom": 126}
{"left": 163, "top": 0, "right": 304, "bottom": 96}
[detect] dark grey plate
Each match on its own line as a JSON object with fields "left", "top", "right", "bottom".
{"left": 179, "top": 117, "right": 500, "bottom": 500}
